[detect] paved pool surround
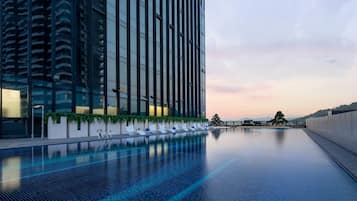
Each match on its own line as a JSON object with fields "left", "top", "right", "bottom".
{"left": 305, "top": 129, "right": 357, "bottom": 180}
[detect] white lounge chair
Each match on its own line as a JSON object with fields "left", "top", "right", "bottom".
{"left": 196, "top": 123, "right": 204, "bottom": 131}
{"left": 193, "top": 123, "right": 199, "bottom": 131}
{"left": 182, "top": 124, "right": 189, "bottom": 132}
{"left": 125, "top": 125, "right": 136, "bottom": 135}
{"left": 97, "top": 129, "right": 112, "bottom": 139}
{"left": 202, "top": 123, "right": 206, "bottom": 130}
{"left": 173, "top": 124, "right": 183, "bottom": 133}
{"left": 97, "top": 129, "right": 104, "bottom": 139}
{"left": 190, "top": 124, "right": 196, "bottom": 132}
{"left": 137, "top": 129, "right": 146, "bottom": 136}
{"left": 203, "top": 123, "right": 209, "bottom": 130}
{"left": 159, "top": 124, "right": 168, "bottom": 134}
{"left": 168, "top": 126, "right": 177, "bottom": 134}
{"left": 148, "top": 125, "right": 159, "bottom": 134}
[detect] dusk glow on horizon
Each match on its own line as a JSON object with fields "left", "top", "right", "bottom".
{"left": 206, "top": 0, "right": 357, "bottom": 120}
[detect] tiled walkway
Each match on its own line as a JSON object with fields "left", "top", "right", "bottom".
{"left": 304, "top": 129, "right": 357, "bottom": 181}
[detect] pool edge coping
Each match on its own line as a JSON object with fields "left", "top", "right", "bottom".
{"left": 304, "top": 129, "right": 357, "bottom": 182}
{"left": 0, "top": 132, "right": 208, "bottom": 150}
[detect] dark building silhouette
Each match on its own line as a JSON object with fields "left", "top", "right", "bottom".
{"left": 0, "top": 0, "right": 206, "bottom": 138}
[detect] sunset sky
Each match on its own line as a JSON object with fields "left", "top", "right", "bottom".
{"left": 205, "top": 0, "right": 357, "bottom": 120}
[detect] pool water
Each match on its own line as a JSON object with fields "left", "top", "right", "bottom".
{"left": 0, "top": 129, "right": 356, "bottom": 200}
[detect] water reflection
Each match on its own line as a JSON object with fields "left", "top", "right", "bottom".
{"left": 0, "top": 134, "right": 207, "bottom": 199}
{"left": 1, "top": 157, "right": 21, "bottom": 192}
{"left": 242, "top": 128, "right": 253, "bottom": 134}
{"left": 211, "top": 129, "right": 222, "bottom": 140}
{"left": 48, "top": 144, "right": 67, "bottom": 159}
{"left": 275, "top": 128, "right": 286, "bottom": 146}
{"left": 0, "top": 129, "right": 357, "bottom": 200}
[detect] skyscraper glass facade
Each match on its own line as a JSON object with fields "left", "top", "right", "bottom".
{"left": 0, "top": 0, "right": 206, "bottom": 138}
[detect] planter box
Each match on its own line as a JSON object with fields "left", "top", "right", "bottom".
{"left": 48, "top": 117, "right": 67, "bottom": 139}
{"left": 135, "top": 120, "right": 145, "bottom": 131}
{"left": 89, "top": 119, "right": 106, "bottom": 137}
{"left": 107, "top": 122, "right": 122, "bottom": 135}
{"left": 68, "top": 121, "right": 89, "bottom": 138}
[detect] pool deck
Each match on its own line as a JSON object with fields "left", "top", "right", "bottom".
{"left": 0, "top": 132, "right": 201, "bottom": 150}
{"left": 0, "top": 135, "right": 129, "bottom": 150}
{"left": 304, "top": 129, "right": 357, "bottom": 181}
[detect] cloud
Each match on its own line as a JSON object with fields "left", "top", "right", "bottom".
{"left": 205, "top": 0, "right": 357, "bottom": 119}
{"left": 208, "top": 84, "right": 242, "bottom": 94}
{"left": 324, "top": 57, "right": 337, "bottom": 64}
{"left": 207, "top": 83, "right": 273, "bottom": 96}
{"left": 207, "top": 42, "right": 357, "bottom": 83}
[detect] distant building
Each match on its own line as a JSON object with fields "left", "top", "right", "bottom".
{"left": 242, "top": 120, "right": 254, "bottom": 126}
{"left": 224, "top": 121, "right": 242, "bottom": 126}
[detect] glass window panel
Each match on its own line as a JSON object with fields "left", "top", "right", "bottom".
{"left": 130, "top": 0, "right": 138, "bottom": 114}
{"left": 107, "top": 0, "right": 117, "bottom": 115}
{"left": 119, "top": 0, "right": 128, "bottom": 114}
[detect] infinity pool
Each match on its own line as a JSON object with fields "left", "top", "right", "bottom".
{"left": 0, "top": 129, "right": 356, "bottom": 200}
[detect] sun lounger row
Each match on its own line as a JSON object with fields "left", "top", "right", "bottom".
{"left": 48, "top": 115, "right": 209, "bottom": 139}
{"left": 124, "top": 123, "right": 209, "bottom": 136}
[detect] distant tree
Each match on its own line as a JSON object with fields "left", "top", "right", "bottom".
{"left": 210, "top": 114, "right": 223, "bottom": 126}
{"left": 269, "top": 111, "right": 288, "bottom": 125}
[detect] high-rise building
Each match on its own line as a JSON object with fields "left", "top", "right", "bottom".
{"left": 0, "top": 0, "right": 206, "bottom": 138}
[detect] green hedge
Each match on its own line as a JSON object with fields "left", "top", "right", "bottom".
{"left": 46, "top": 112, "right": 208, "bottom": 126}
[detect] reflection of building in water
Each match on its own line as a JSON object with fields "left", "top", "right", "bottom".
{"left": 1, "top": 157, "right": 21, "bottom": 192}
{"left": 149, "top": 144, "right": 156, "bottom": 158}
{"left": 0, "top": 134, "right": 207, "bottom": 196}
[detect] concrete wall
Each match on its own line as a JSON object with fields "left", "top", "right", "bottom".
{"left": 68, "top": 121, "right": 89, "bottom": 138}
{"left": 306, "top": 111, "right": 357, "bottom": 154}
{"left": 48, "top": 117, "right": 67, "bottom": 139}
